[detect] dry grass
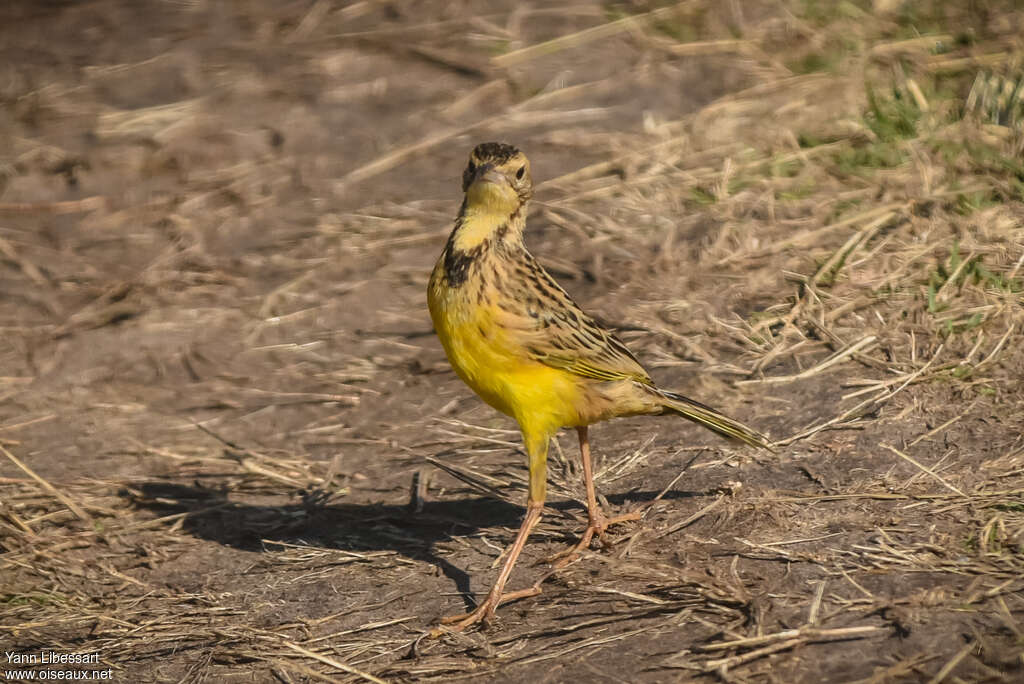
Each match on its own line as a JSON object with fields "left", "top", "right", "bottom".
{"left": 2, "top": 0, "right": 1023, "bottom": 681}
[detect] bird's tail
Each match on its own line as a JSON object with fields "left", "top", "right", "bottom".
{"left": 654, "top": 388, "right": 774, "bottom": 451}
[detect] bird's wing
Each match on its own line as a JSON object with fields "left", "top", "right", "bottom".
{"left": 494, "top": 254, "right": 654, "bottom": 385}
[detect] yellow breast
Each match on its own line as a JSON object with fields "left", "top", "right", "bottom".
{"left": 428, "top": 264, "right": 581, "bottom": 436}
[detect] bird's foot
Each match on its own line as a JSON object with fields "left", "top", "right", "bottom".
{"left": 547, "top": 509, "right": 642, "bottom": 568}
{"left": 432, "top": 585, "right": 542, "bottom": 634}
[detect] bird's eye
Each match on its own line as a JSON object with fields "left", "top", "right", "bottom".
{"left": 516, "top": 165, "right": 525, "bottom": 180}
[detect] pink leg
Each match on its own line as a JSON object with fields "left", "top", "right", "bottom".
{"left": 437, "top": 429, "right": 550, "bottom": 632}
{"left": 551, "top": 426, "right": 640, "bottom": 568}
{"left": 439, "top": 501, "right": 543, "bottom": 629}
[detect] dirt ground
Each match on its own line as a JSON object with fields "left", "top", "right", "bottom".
{"left": 2, "top": 1, "right": 1023, "bottom": 682}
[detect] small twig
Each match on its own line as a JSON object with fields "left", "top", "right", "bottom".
{"left": 0, "top": 196, "right": 106, "bottom": 214}
{"left": 0, "top": 414, "right": 57, "bottom": 433}
{"left": 974, "top": 323, "right": 1014, "bottom": 371}
{"left": 718, "top": 202, "right": 906, "bottom": 265}
{"left": 908, "top": 406, "right": 973, "bottom": 447}
{"left": 808, "top": 580, "right": 826, "bottom": 625}
{"left": 934, "top": 250, "right": 976, "bottom": 303}
{"left": 0, "top": 501, "right": 37, "bottom": 537}
{"left": 737, "top": 335, "right": 876, "bottom": 385}
{"left": 696, "top": 625, "right": 887, "bottom": 652}
{"left": 770, "top": 392, "right": 876, "bottom": 446}
{"left": 880, "top": 443, "right": 967, "bottom": 497}
{"left": 664, "top": 39, "right": 752, "bottom": 57}
{"left": 644, "top": 450, "right": 703, "bottom": 516}
{"left": 514, "top": 625, "right": 659, "bottom": 665}
{"left": 338, "top": 73, "right": 621, "bottom": 186}
{"left": 1, "top": 445, "right": 91, "bottom": 522}
{"left": 736, "top": 537, "right": 793, "bottom": 558}
{"left": 925, "top": 640, "right": 976, "bottom": 684}
{"left": 658, "top": 496, "right": 725, "bottom": 538}
{"left": 0, "top": 237, "right": 51, "bottom": 287}
{"left": 812, "top": 213, "right": 897, "bottom": 286}
{"left": 926, "top": 51, "right": 1015, "bottom": 75}
{"left": 590, "top": 586, "right": 669, "bottom": 605}
{"left": 285, "top": 0, "right": 330, "bottom": 43}
{"left": 753, "top": 489, "right": 1024, "bottom": 504}
{"left": 492, "top": 1, "right": 696, "bottom": 67}
{"left": 759, "top": 532, "right": 844, "bottom": 547}
{"left": 673, "top": 625, "right": 887, "bottom": 672}
{"left": 776, "top": 344, "right": 945, "bottom": 446}
{"left": 870, "top": 34, "right": 954, "bottom": 58}
{"left": 702, "top": 637, "right": 804, "bottom": 670}
{"left": 424, "top": 456, "right": 515, "bottom": 502}
{"left": 839, "top": 568, "right": 875, "bottom": 599}
{"left": 282, "top": 641, "right": 387, "bottom": 684}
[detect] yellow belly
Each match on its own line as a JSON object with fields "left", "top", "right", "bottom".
{"left": 428, "top": 285, "right": 581, "bottom": 436}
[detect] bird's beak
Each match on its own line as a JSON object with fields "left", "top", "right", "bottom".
{"left": 465, "top": 161, "right": 519, "bottom": 212}
{"left": 470, "top": 163, "right": 507, "bottom": 189}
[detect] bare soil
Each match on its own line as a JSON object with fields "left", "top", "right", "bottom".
{"left": 2, "top": 1, "right": 1022, "bottom": 682}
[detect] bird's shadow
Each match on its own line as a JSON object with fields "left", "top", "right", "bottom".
{"left": 124, "top": 482, "right": 699, "bottom": 612}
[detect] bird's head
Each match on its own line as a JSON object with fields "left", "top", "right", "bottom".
{"left": 462, "top": 142, "right": 532, "bottom": 215}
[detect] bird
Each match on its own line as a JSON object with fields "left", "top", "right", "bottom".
{"left": 427, "top": 141, "right": 771, "bottom": 631}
